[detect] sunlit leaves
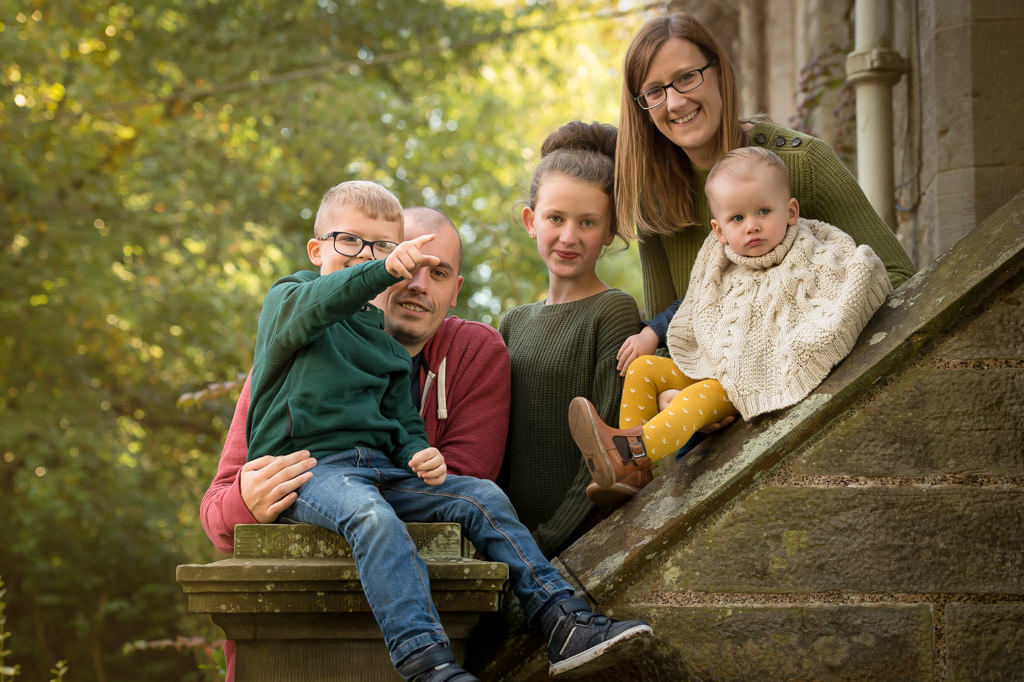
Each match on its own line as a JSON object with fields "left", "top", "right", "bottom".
{"left": 2, "top": 1, "right": 649, "bottom": 678}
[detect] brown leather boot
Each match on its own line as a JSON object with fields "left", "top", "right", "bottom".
{"left": 586, "top": 468, "right": 654, "bottom": 506}
{"left": 569, "top": 396, "right": 652, "bottom": 489}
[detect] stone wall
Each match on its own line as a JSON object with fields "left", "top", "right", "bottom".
{"left": 482, "top": 192, "right": 1024, "bottom": 680}
{"left": 895, "top": 0, "right": 1024, "bottom": 267}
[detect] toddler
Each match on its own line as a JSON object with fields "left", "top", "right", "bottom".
{"left": 571, "top": 147, "right": 893, "bottom": 495}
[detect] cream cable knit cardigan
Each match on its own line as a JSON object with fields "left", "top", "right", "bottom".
{"left": 666, "top": 218, "right": 893, "bottom": 419}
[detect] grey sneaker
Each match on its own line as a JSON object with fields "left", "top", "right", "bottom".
{"left": 540, "top": 597, "right": 653, "bottom": 678}
{"left": 396, "top": 644, "right": 479, "bottom": 682}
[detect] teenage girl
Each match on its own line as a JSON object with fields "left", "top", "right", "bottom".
{"left": 499, "top": 121, "right": 643, "bottom": 556}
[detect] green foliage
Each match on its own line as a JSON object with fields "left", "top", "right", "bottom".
{"left": 1, "top": 577, "right": 22, "bottom": 681}
{"left": 49, "top": 660, "right": 68, "bottom": 682}
{"left": 1, "top": 1, "right": 647, "bottom": 679}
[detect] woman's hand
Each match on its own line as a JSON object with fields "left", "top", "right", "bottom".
{"left": 698, "top": 414, "right": 737, "bottom": 433}
{"left": 657, "top": 389, "right": 681, "bottom": 411}
{"left": 616, "top": 326, "right": 659, "bottom": 376}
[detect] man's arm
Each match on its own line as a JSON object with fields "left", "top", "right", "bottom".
{"left": 200, "top": 374, "right": 315, "bottom": 553}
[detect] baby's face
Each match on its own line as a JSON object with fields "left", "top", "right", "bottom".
{"left": 709, "top": 172, "right": 798, "bottom": 258}
{"left": 308, "top": 204, "right": 402, "bottom": 276}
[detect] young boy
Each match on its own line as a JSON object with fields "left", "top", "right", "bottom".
{"left": 570, "top": 147, "right": 893, "bottom": 496}
{"left": 246, "top": 181, "right": 652, "bottom": 681}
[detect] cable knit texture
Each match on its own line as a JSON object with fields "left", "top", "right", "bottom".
{"left": 637, "top": 121, "right": 915, "bottom": 319}
{"left": 666, "top": 218, "right": 893, "bottom": 419}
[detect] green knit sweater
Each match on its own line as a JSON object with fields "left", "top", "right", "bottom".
{"left": 638, "top": 121, "right": 917, "bottom": 319}
{"left": 499, "top": 289, "right": 641, "bottom": 557}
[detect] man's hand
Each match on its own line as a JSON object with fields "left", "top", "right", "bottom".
{"left": 385, "top": 233, "right": 441, "bottom": 279}
{"left": 409, "top": 447, "right": 447, "bottom": 486}
{"left": 240, "top": 450, "right": 316, "bottom": 523}
{"left": 616, "top": 326, "right": 659, "bottom": 376}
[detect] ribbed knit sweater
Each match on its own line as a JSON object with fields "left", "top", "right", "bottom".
{"left": 499, "top": 289, "right": 641, "bottom": 557}
{"left": 638, "top": 121, "right": 916, "bottom": 319}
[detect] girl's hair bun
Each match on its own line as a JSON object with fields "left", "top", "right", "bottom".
{"left": 541, "top": 120, "right": 617, "bottom": 160}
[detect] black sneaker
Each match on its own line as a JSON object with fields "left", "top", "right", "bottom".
{"left": 539, "top": 596, "right": 653, "bottom": 678}
{"left": 396, "top": 643, "right": 479, "bottom": 682}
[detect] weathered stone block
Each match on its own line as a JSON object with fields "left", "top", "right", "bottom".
{"left": 653, "top": 487, "right": 1024, "bottom": 595}
{"left": 177, "top": 523, "right": 508, "bottom": 681}
{"left": 233, "top": 522, "right": 465, "bottom": 559}
{"left": 935, "top": 277, "right": 1024, "bottom": 360}
{"left": 790, "top": 367, "right": 1024, "bottom": 477}
{"left": 177, "top": 556, "right": 508, "bottom": 614}
{"left": 510, "top": 604, "right": 934, "bottom": 681}
{"left": 972, "top": 21, "right": 1024, "bottom": 171}
{"left": 946, "top": 603, "right": 1024, "bottom": 682}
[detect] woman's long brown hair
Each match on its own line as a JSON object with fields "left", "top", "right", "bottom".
{"left": 615, "top": 13, "right": 748, "bottom": 239}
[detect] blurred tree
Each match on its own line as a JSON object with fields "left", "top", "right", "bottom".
{"left": 0, "top": 0, "right": 650, "bottom": 678}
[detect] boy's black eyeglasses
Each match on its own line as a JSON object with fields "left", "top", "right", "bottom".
{"left": 633, "top": 60, "right": 717, "bottom": 110}
{"left": 318, "top": 231, "right": 399, "bottom": 259}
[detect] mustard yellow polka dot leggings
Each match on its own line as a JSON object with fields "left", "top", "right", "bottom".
{"left": 619, "top": 355, "right": 738, "bottom": 462}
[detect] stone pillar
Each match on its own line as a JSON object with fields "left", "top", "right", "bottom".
{"left": 177, "top": 523, "right": 508, "bottom": 681}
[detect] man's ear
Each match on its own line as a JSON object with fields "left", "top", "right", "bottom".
{"left": 711, "top": 219, "right": 728, "bottom": 245}
{"left": 787, "top": 197, "right": 800, "bottom": 225}
{"left": 307, "top": 238, "right": 323, "bottom": 268}
{"left": 521, "top": 206, "right": 536, "bottom": 239}
{"left": 449, "top": 275, "right": 465, "bottom": 309}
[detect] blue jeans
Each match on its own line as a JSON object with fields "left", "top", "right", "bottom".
{"left": 279, "top": 447, "right": 573, "bottom": 667}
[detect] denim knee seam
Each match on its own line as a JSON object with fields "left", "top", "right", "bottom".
{"left": 383, "top": 482, "right": 573, "bottom": 620}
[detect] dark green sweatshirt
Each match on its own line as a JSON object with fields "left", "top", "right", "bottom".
{"left": 245, "top": 259, "right": 429, "bottom": 467}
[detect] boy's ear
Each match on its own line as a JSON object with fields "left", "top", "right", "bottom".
{"left": 787, "top": 197, "right": 800, "bottom": 225}
{"left": 521, "top": 206, "right": 536, "bottom": 239}
{"left": 307, "top": 237, "right": 324, "bottom": 267}
{"left": 711, "top": 219, "right": 728, "bottom": 244}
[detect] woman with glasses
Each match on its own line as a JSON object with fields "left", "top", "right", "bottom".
{"left": 612, "top": 13, "right": 916, "bottom": 382}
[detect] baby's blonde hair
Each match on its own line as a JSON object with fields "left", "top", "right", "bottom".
{"left": 314, "top": 181, "right": 403, "bottom": 236}
{"left": 705, "top": 147, "right": 791, "bottom": 202}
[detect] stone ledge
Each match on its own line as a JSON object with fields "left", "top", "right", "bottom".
{"left": 178, "top": 556, "right": 508, "bottom": 614}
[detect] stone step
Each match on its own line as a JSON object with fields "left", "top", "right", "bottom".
{"left": 233, "top": 522, "right": 473, "bottom": 560}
